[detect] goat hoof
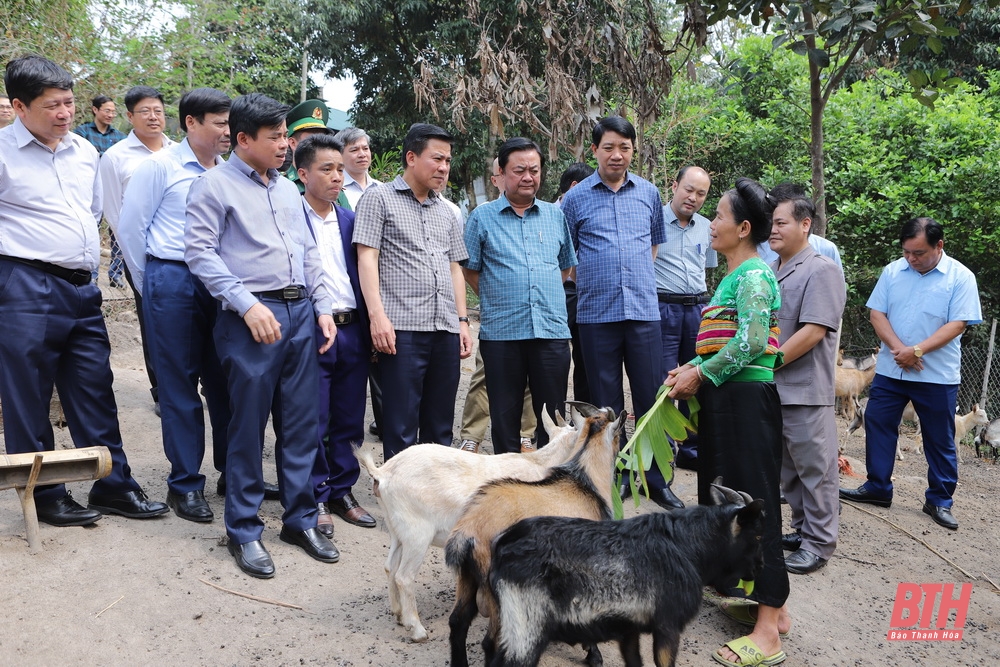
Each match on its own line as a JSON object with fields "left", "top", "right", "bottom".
{"left": 408, "top": 626, "right": 429, "bottom": 643}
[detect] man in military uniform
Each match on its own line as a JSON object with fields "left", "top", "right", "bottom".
{"left": 283, "top": 99, "right": 350, "bottom": 209}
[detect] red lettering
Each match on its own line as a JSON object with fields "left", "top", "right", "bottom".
{"left": 936, "top": 583, "right": 972, "bottom": 629}
{"left": 890, "top": 583, "right": 922, "bottom": 628}
{"left": 919, "top": 583, "right": 942, "bottom": 628}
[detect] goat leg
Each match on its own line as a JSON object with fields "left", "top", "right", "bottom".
{"left": 618, "top": 633, "right": 643, "bottom": 667}
{"left": 583, "top": 642, "right": 604, "bottom": 667}
{"left": 448, "top": 575, "right": 478, "bottom": 667}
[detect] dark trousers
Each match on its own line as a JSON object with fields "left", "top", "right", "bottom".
{"left": 479, "top": 339, "right": 570, "bottom": 454}
{"left": 578, "top": 319, "right": 668, "bottom": 489}
{"left": 122, "top": 263, "right": 158, "bottom": 403}
{"left": 0, "top": 259, "right": 141, "bottom": 503}
{"left": 564, "top": 281, "right": 590, "bottom": 403}
{"left": 378, "top": 330, "right": 460, "bottom": 459}
{"left": 697, "top": 380, "right": 788, "bottom": 608}
{"left": 658, "top": 301, "right": 703, "bottom": 465}
{"left": 368, "top": 362, "right": 383, "bottom": 429}
{"left": 864, "top": 374, "right": 959, "bottom": 507}
{"left": 143, "top": 259, "right": 230, "bottom": 494}
{"left": 215, "top": 299, "right": 319, "bottom": 544}
{"left": 312, "top": 319, "right": 369, "bottom": 502}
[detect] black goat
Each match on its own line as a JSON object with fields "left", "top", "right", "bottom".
{"left": 488, "top": 482, "right": 765, "bottom": 667}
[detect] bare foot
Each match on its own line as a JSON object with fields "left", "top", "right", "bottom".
{"left": 716, "top": 629, "right": 783, "bottom": 664}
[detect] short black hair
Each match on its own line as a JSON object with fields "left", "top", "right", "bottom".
{"left": 497, "top": 137, "right": 543, "bottom": 171}
{"left": 769, "top": 182, "right": 814, "bottom": 226}
{"left": 91, "top": 95, "right": 113, "bottom": 110}
{"left": 727, "top": 177, "right": 775, "bottom": 245}
{"left": 178, "top": 88, "right": 231, "bottom": 133}
{"left": 558, "top": 162, "right": 595, "bottom": 195}
{"left": 294, "top": 133, "right": 344, "bottom": 171}
{"left": 124, "top": 85, "right": 164, "bottom": 113}
{"left": 229, "top": 93, "right": 290, "bottom": 141}
{"left": 401, "top": 122, "right": 453, "bottom": 167}
{"left": 592, "top": 115, "right": 636, "bottom": 146}
{"left": 4, "top": 55, "right": 74, "bottom": 107}
{"left": 900, "top": 216, "right": 944, "bottom": 246}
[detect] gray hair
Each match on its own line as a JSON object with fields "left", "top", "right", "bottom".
{"left": 334, "top": 126, "right": 371, "bottom": 148}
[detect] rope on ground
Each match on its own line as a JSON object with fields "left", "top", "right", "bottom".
{"left": 199, "top": 578, "right": 303, "bottom": 610}
{"left": 840, "top": 500, "right": 974, "bottom": 580}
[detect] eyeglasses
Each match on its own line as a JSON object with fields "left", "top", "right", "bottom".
{"left": 134, "top": 107, "right": 164, "bottom": 117}
{"left": 0, "top": 104, "right": 12, "bottom": 111}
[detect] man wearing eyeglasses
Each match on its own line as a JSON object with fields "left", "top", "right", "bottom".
{"left": 0, "top": 94, "right": 14, "bottom": 128}
{"left": 99, "top": 85, "right": 174, "bottom": 415}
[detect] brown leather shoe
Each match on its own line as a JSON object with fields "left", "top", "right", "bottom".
{"left": 316, "top": 502, "right": 335, "bottom": 538}
{"left": 328, "top": 492, "right": 376, "bottom": 528}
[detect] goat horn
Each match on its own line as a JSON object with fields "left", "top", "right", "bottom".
{"left": 540, "top": 404, "right": 557, "bottom": 436}
{"left": 554, "top": 410, "right": 567, "bottom": 427}
{"left": 709, "top": 478, "right": 746, "bottom": 506}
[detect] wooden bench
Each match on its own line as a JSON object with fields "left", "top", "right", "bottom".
{"left": 0, "top": 447, "right": 112, "bottom": 551}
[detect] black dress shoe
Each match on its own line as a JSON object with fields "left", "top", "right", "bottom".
{"left": 785, "top": 548, "right": 827, "bottom": 574}
{"left": 648, "top": 485, "right": 685, "bottom": 511}
{"left": 618, "top": 480, "right": 634, "bottom": 501}
{"left": 167, "top": 490, "right": 214, "bottom": 523}
{"left": 781, "top": 531, "right": 802, "bottom": 551}
{"left": 923, "top": 502, "right": 958, "bottom": 530}
{"left": 316, "top": 503, "right": 335, "bottom": 537}
{"left": 328, "top": 492, "right": 376, "bottom": 528}
{"left": 216, "top": 476, "right": 280, "bottom": 500}
{"left": 369, "top": 421, "right": 381, "bottom": 439}
{"left": 37, "top": 492, "right": 102, "bottom": 527}
{"left": 279, "top": 526, "right": 340, "bottom": 562}
{"left": 228, "top": 539, "right": 275, "bottom": 578}
{"left": 839, "top": 484, "right": 892, "bottom": 508}
{"left": 88, "top": 489, "right": 169, "bottom": 519}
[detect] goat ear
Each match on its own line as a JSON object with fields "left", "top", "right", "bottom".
{"left": 736, "top": 499, "right": 765, "bottom": 528}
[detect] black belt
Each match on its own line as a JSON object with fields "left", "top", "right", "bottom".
{"left": 146, "top": 254, "right": 186, "bottom": 265}
{"left": 332, "top": 310, "right": 359, "bottom": 325}
{"left": 0, "top": 254, "right": 92, "bottom": 286}
{"left": 657, "top": 292, "right": 709, "bottom": 306}
{"left": 254, "top": 286, "right": 306, "bottom": 301}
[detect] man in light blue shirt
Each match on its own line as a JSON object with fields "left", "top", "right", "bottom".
{"left": 118, "top": 88, "right": 234, "bottom": 524}
{"left": 185, "top": 93, "right": 339, "bottom": 578}
{"left": 464, "top": 137, "right": 577, "bottom": 452}
{"left": 841, "top": 217, "right": 981, "bottom": 531}
{"left": 654, "top": 165, "right": 716, "bottom": 471}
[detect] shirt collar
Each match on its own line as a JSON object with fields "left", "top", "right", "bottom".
{"left": 176, "top": 138, "right": 223, "bottom": 169}
{"left": 498, "top": 191, "right": 537, "bottom": 214}
{"left": 589, "top": 170, "right": 637, "bottom": 192}
{"left": 901, "top": 250, "right": 951, "bottom": 276}
{"left": 12, "top": 118, "right": 75, "bottom": 153}
{"left": 228, "top": 150, "right": 279, "bottom": 187}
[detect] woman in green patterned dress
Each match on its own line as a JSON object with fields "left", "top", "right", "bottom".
{"left": 666, "top": 177, "right": 791, "bottom": 667}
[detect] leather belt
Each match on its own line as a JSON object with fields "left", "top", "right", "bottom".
{"left": 332, "top": 310, "right": 359, "bottom": 325}
{"left": 254, "top": 286, "right": 306, "bottom": 301}
{"left": 146, "top": 254, "right": 186, "bottom": 265}
{"left": 0, "top": 254, "right": 92, "bottom": 286}
{"left": 657, "top": 292, "right": 709, "bottom": 306}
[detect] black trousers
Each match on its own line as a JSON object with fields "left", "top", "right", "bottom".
{"left": 479, "top": 338, "right": 570, "bottom": 454}
{"left": 697, "top": 380, "right": 789, "bottom": 608}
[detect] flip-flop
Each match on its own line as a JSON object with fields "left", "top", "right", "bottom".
{"left": 719, "top": 601, "right": 790, "bottom": 637}
{"left": 712, "top": 635, "right": 786, "bottom": 667}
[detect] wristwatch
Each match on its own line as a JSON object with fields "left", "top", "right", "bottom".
{"left": 458, "top": 316, "right": 470, "bottom": 324}
{"left": 913, "top": 345, "right": 923, "bottom": 358}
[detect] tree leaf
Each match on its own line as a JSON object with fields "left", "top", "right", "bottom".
{"left": 808, "top": 48, "right": 831, "bottom": 68}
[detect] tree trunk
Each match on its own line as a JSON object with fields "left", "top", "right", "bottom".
{"left": 805, "top": 13, "right": 828, "bottom": 237}
{"left": 300, "top": 37, "right": 310, "bottom": 103}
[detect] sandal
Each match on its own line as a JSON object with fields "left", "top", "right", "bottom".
{"left": 712, "top": 636, "right": 786, "bottom": 667}
{"left": 719, "top": 601, "right": 789, "bottom": 637}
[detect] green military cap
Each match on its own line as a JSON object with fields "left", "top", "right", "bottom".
{"left": 286, "top": 99, "right": 332, "bottom": 137}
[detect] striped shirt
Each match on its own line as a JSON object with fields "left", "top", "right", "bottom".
{"left": 561, "top": 171, "right": 666, "bottom": 323}
{"left": 353, "top": 176, "right": 468, "bottom": 333}
{"left": 464, "top": 193, "right": 577, "bottom": 340}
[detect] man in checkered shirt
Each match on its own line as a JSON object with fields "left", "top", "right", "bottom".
{"left": 353, "top": 123, "right": 473, "bottom": 460}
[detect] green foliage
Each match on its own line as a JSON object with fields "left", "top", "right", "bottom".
{"left": 368, "top": 149, "right": 403, "bottom": 184}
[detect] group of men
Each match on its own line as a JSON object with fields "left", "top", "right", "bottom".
{"left": 0, "top": 54, "right": 981, "bottom": 583}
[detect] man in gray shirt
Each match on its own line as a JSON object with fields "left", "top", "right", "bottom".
{"left": 769, "top": 192, "right": 846, "bottom": 575}
{"left": 354, "top": 123, "right": 473, "bottom": 460}
{"left": 186, "top": 93, "right": 338, "bottom": 578}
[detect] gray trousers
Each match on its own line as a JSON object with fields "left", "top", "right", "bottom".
{"left": 780, "top": 404, "right": 840, "bottom": 559}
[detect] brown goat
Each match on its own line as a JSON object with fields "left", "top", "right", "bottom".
{"left": 445, "top": 404, "right": 625, "bottom": 667}
{"left": 835, "top": 354, "right": 876, "bottom": 421}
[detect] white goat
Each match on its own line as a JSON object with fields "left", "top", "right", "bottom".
{"left": 849, "top": 398, "right": 988, "bottom": 463}
{"left": 355, "top": 405, "right": 588, "bottom": 643}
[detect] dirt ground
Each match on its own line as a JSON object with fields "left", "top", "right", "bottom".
{"left": 1, "top": 292, "right": 999, "bottom": 667}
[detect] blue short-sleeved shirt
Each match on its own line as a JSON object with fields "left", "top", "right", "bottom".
{"left": 867, "top": 252, "right": 981, "bottom": 385}
{"left": 562, "top": 171, "right": 666, "bottom": 323}
{"left": 464, "top": 193, "right": 577, "bottom": 341}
